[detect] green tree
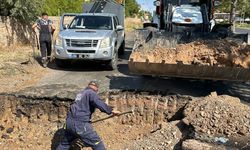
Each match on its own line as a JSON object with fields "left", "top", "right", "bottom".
{"left": 139, "top": 10, "right": 152, "bottom": 20}
{"left": 125, "top": 0, "right": 140, "bottom": 17}
{"left": 218, "top": 0, "right": 250, "bottom": 17}
{"left": 238, "top": 0, "right": 250, "bottom": 17}
{"left": 0, "top": 0, "right": 44, "bottom": 23}
{"left": 43, "top": 0, "right": 84, "bottom": 16}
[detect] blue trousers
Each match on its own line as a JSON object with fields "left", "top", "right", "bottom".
{"left": 56, "top": 118, "right": 105, "bottom": 150}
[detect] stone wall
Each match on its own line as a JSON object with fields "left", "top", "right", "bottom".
{"left": 0, "top": 16, "right": 33, "bottom": 46}
{"left": 0, "top": 16, "right": 61, "bottom": 47}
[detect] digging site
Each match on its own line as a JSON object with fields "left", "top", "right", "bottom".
{"left": 1, "top": 0, "right": 250, "bottom": 150}
{"left": 0, "top": 84, "right": 250, "bottom": 150}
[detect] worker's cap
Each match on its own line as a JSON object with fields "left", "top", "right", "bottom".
{"left": 88, "top": 80, "right": 99, "bottom": 88}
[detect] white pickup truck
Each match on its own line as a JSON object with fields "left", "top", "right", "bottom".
{"left": 54, "top": 0, "right": 125, "bottom": 70}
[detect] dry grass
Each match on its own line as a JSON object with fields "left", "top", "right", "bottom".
{"left": 0, "top": 45, "right": 36, "bottom": 63}
{"left": 125, "top": 18, "right": 143, "bottom": 31}
{"left": 236, "top": 23, "right": 250, "bottom": 29}
{"left": 0, "top": 44, "right": 48, "bottom": 93}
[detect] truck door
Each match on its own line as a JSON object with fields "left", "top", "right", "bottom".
{"left": 113, "top": 16, "right": 124, "bottom": 48}
{"left": 60, "top": 13, "right": 77, "bottom": 31}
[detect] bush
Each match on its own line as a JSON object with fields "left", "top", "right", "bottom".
{"left": 0, "top": 0, "right": 44, "bottom": 23}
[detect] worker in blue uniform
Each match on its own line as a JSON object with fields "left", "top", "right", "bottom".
{"left": 56, "top": 80, "right": 120, "bottom": 150}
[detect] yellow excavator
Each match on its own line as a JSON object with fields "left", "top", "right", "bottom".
{"left": 128, "top": 0, "right": 249, "bottom": 81}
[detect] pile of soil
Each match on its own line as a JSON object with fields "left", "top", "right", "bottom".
{"left": 126, "top": 93, "right": 250, "bottom": 150}
{"left": 183, "top": 93, "right": 250, "bottom": 137}
{"left": 131, "top": 39, "right": 250, "bottom": 69}
{"left": 128, "top": 121, "right": 183, "bottom": 150}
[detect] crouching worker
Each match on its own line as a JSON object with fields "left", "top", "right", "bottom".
{"left": 32, "top": 12, "right": 55, "bottom": 68}
{"left": 56, "top": 81, "right": 120, "bottom": 150}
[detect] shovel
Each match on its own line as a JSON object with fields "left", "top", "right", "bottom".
{"left": 91, "top": 109, "right": 134, "bottom": 124}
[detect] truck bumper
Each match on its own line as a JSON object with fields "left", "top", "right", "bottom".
{"left": 54, "top": 46, "right": 113, "bottom": 61}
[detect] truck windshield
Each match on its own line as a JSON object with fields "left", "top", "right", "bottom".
{"left": 69, "top": 16, "right": 112, "bottom": 30}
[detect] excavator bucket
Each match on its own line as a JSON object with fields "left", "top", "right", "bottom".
{"left": 128, "top": 29, "right": 250, "bottom": 81}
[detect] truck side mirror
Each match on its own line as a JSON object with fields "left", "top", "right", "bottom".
{"left": 116, "top": 25, "right": 124, "bottom": 31}
{"left": 63, "top": 24, "right": 69, "bottom": 29}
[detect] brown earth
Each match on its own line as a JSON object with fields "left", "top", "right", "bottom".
{"left": 0, "top": 90, "right": 190, "bottom": 150}
{"left": 0, "top": 112, "right": 153, "bottom": 150}
{"left": 0, "top": 89, "right": 249, "bottom": 150}
{"left": 131, "top": 39, "right": 250, "bottom": 69}
{"left": 0, "top": 45, "right": 49, "bottom": 93}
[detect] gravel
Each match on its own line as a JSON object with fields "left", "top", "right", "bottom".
{"left": 183, "top": 93, "right": 250, "bottom": 137}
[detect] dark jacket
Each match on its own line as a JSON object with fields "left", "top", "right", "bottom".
{"left": 36, "top": 19, "right": 53, "bottom": 41}
{"left": 67, "top": 87, "right": 112, "bottom": 122}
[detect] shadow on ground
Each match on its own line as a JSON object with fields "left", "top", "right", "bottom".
{"left": 41, "top": 48, "right": 132, "bottom": 72}
{"left": 107, "top": 75, "right": 216, "bottom": 97}
{"left": 52, "top": 128, "right": 91, "bottom": 150}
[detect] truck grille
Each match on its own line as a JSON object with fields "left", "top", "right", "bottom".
{"left": 66, "top": 39, "right": 98, "bottom": 47}
{"left": 67, "top": 50, "right": 95, "bottom": 54}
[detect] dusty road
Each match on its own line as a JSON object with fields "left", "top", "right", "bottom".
{"left": 235, "top": 28, "right": 250, "bottom": 35}
{"left": 35, "top": 32, "right": 250, "bottom": 101}
{"left": 235, "top": 28, "right": 250, "bottom": 44}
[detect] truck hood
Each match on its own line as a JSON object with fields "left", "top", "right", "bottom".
{"left": 59, "top": 29, "right": 113, "bottom": 40}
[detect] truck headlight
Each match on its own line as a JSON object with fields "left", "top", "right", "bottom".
{"left": 55, "top": 36, "right": 63, "bottom": 47}
{"left": 100, "top": 37, "right": 111, "bottom": 48}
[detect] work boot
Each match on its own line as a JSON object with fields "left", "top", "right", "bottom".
{"left": 41, "top": 57, "right": 47, "bottom": 68}
{"left": 47, "top": 56, "right": 53, "bottom": 62}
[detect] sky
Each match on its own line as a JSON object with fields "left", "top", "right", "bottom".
{"left": 136, "top": 0, "right": 155, "bottom": 12}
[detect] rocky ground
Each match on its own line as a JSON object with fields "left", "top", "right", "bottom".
{"left": 128, "top": 93, "right": 250, "bottom": 150}
{"left": 183, "top": 93, "right": 250, "bottom": 137}
{"left": 128, "top": 121, "right": 183, "bottom": 150}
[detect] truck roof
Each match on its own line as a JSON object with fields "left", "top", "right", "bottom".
{"left": 75, "top": 13, "right": 117, "bottom": 17}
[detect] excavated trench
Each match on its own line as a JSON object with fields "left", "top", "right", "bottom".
{"left": 0, "top": 89, "right": 192, "bottom": 150}
{"left": 0, "top": 86, "right": 249, "bottom": 150}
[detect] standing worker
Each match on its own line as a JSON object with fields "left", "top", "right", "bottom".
{"left": 32, "top": 12, "right": 55, "bottom": 68}
{"left": 56, "top": 80, "right": 120, "bottom": 150}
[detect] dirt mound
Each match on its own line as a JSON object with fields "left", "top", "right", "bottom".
{"left": 131, "top": 39, "right": 250, "bottom": 69}
{"left": 128, "top": 121, "right": 183, "bottom": 150}
{"left": 183, "top": 93, "right": 250, "bottom": 137}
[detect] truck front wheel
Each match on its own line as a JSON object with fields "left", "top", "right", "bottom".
{"left": 118, "top": 40, "right": 125, "bottom": 55}
{"left": 107, "top": 52, "right": 118, "bottom": 70}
